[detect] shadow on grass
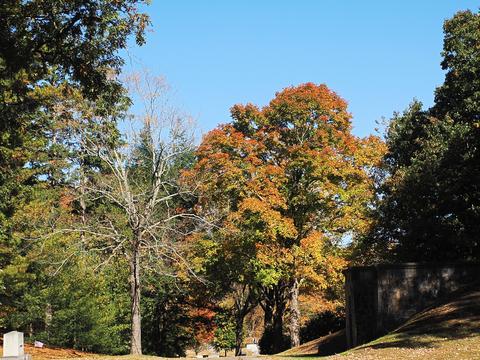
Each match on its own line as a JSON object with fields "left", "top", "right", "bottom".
{"left": 316, "top": 330, "right": 347, "bottom": 356}
{"left": 276, "top": 330, "right": 347, "bottom": 358}
{"left": 276, "top": 355, "right": 319, "bottom": 358}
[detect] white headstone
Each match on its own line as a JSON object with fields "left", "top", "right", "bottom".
{"left": 3, "top": 331, "right": 24, "bottom": 357}
{"left": 246, "top": 342, "right": 260, "bottom": 355}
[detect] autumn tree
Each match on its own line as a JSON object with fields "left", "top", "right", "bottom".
{"left": 187, "top": 83, "right": 385, "bottom": 351}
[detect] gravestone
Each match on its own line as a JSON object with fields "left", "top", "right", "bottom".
{"left": 2, "top": 331, "right": 31, "bottom": 360}
{"left": 245, "top": 342, "right": 260, "bottom": 355}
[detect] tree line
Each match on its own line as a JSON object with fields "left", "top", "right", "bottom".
{"left": 1, "top": 2, "right": 479, "bottom": 356}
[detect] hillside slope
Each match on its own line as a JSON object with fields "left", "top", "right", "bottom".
{"left": 278, "top": 330, "right": 346, "bottom": 357}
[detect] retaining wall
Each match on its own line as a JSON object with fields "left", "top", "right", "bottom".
{"left": 344, "top": 263, "right": 480, "bottom": 348}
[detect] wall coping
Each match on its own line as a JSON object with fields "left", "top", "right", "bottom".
{"left": 344, "top": 262, "right": 480, "bottom": 273}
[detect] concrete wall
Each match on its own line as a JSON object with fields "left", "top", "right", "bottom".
{"left": 345, "top": 263, "right": 480, "bottom": 348}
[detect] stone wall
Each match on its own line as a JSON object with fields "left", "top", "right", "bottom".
{"left": 345, "top": 263, "right": 480, "bottom": 348}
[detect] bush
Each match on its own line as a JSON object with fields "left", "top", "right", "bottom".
{"left": 300, "top": 308, "right": 345, "bottom": 343}
{"left": 259, "top": 327, "right": 290, "bottom": 354}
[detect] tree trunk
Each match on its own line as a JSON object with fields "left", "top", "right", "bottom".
{"left": 262, "top": 290, "right": 274, "bottom": 330}
{"left": 79, "top": 181, "right": 86, "bottom": 247}
{"left": 130, "top": 242, "right": 142, "bottom": 355}
{"left": 79, "top": 148, "right": 87, "bottom": 249}
{"left": 260, "top": 285, "right": 288, "bottom": 354}
{"left": 271, "top": 305, "right": 284, "bottom": 353}
{"left": 289, "top": 277, "right": 301, "bottom": 348}
{"left": 272, "top": 283, "right": 289, "bottom": 353}
{"left": 45, "top": 303, "right": 52, "bottom": 341}
{"left": 234, "top": 316, "right": 244, "bottom": 356}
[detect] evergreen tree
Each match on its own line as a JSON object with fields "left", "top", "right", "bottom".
{"left": 368, "top": 10, "right": 480, "bottom": 262}
{"left": 0, "top": 0, "right": 149, "bottom": 345}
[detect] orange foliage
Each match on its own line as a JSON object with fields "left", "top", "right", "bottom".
{"left": 189, "top": 307, "right": 217, "bottom": 345}
{"left": 184, "top": 82, "right": 385, "bottom": 300}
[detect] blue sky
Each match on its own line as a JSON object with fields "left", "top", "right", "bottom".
{"left": 124, "top": 1, "right": 479, "bottom": 138}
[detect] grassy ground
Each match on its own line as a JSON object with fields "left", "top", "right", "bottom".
{"left": 277, "top": 330, "right": 346, "bottom": 357}
{"left": 0, "top": 343, "right": 169, "bottom": 360}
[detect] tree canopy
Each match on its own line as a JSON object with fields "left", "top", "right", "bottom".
{"left": 365, "top": 9, "right": 480, "bottom": 262}
{"left": 186, "top": 83, "right": 384, "bottom": 352}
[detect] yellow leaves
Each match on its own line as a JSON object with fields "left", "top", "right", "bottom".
{"left": 355, "top": 135, "right": 387, "bottom": 167}
{"left": 255, "top": 242, "right": 294, "bottom": 281}
{"left": 184, "top": 233, "right": 220, "bottom": 275}
{"left": 236, "top": 198, "right": 297, "bottom": 240}
{"left": 299, "top": 294, "right": 344, "bottom": 321}
{"left": 188, "top": 82, "right": 386, "bottom": 298}
{"left": 296, "top": 234, "right": 327, "bottom": 288}
{"left": 251, "top": 228, "right": 346, "bottom": 298}
{"left": 299, "top": 232, "right": 325, "bottom": 256}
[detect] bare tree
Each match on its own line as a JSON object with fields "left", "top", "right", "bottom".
{"left": 79, "top": 73, "right": 198, "bottom": 355}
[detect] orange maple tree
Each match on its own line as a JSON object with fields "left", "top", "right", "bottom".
{"left": 185, "top": 83, "right": 385, "bottom": 351}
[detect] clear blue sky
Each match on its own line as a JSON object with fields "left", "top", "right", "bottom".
{"left": 124, "top": 1, "right": 479, "bottom": 138}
